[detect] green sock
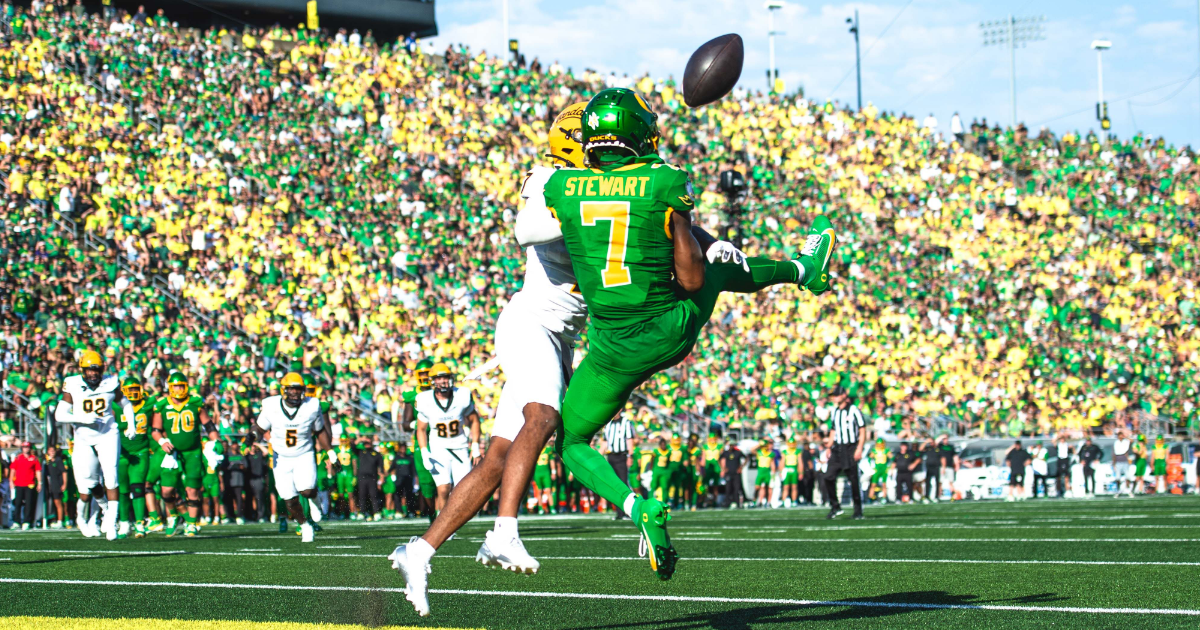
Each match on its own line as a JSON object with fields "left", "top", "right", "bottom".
{"left": 728, "top": 257, "right": 800, "bottom": 293}
{"left": 133, "top": 494, "right": 146, "bottom": 522}
{"left": 119, "top": 491, "right": 132, "bottom": 523}
{"left": 186, "top": 513, "right": 197, "bottom": 524}
{"left": 300, "top": 498, "right": 311, "bottom": 519}
{"left": 561, "top": 443, "right": 635, "bottom": 509}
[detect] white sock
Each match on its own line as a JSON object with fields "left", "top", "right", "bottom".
{"left": 623, "top": 494, "right": 637, "bottom": 515}
{"left": 408, "top": 537, "right": 436, "bottom": 564}
{"left": 77, "top": 499, "right": 90, "bottom": 523}
{"left": 96, "top": 496, "right": 109, "bottom": 513}
{"left": 793, "top": 259, "right": 807, "bottom": 284}
{"left": 494, "top": 516, "right": 518, "bottom": 538}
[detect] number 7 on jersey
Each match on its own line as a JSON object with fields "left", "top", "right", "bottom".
{"left": 581, "top": 201, "right": 632, "bottom": 288}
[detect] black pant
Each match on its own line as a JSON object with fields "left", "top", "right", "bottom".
{"left": 13, "top": 487, "right": 37, "bottom": 525}
{"left": 248, "top": 478, "right": 268, "bottom": 521}
{"left": 801, "top": 470, "right": 816, "bottom": 504}
{"left": 1083, "top": 466, "right": 1096, "bottom": 494}
{"left": 394, "top": 475, "right": 415, "bottom": 513}
{"left": 896, "top": 475, "right": 913, "bottom": 499}
{"left": 357, "top": 476, "right": 379, "bottom": 516}
{"left": 824, "top": 445, "right": 862, "bottom": 514}
{"left": 224, "top": 484, "right": 245, "bottom": 520}
{"left": 1033, "top": 474, "right": 1049, "bottom": 497}
{"left": 606, "top": 453, "right": 630, "bottom": 516}
{"left": 925, "top": 467, "right": 942, "bottom": 499}
{"left": 1055, "top": 467, "right": 1070, "bottom": 497}
{"left": 724, "top": 472, "right": 743, "bottom": 506}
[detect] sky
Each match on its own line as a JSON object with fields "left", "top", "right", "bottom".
{"left": 426, "top": 0, "right": 1200, "bottom": 147}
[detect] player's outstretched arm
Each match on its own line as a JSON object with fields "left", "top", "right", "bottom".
{"left": 671, "top": 212, "right": 705, "bottom": 292}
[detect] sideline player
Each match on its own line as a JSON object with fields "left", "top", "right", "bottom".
{"left": 151, "top": 372, "right": 219, "bottom": 537}
{"left": 546, "top": 88, "right": 835, "bottom": 579}
{"left": 414, "top": 363, "right": 481, "bottom": 512}
{"left": 117, "top": 377, "right": 153, "bottom": 538}
{"left": 55, "top": 350, "right": 137, "bottom": 539}
{"left": 247, "top": 372, "right": 331, "bottom": 542}
{"left": 398, "top": 359, "right": 439, "bottom": 520}
{"left": 391, "top": 103, "right": 592, "bottom": 617}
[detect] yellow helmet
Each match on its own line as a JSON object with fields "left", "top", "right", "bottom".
{"left": 79, "top": 350, "right": 104, "bottom": 369}
{"left": 429, "top": 363, "right": 454, "bottom": 393}
{"left": 281, "top": 372, "right": 305, "bottom": 391}
{"left": 547, "top": 101, "right": 588, "bottom": 168}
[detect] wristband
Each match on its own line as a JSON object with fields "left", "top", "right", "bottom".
{"left": 326, "top": 449, "right": 338, "bottom": 463}
{"left": 470, "top": 442, "right": 481, "bottom": 458}
{"left": 158, "top": 438, "right": 171, "bottom": 447}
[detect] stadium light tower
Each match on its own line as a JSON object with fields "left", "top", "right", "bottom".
{"left": 1092, "top": 40, "right": 1112, "bottom": 132}
{"left": 765, "top": 1, "right": 785, "bottom": 93}
{"left": 981, "top": 15, "right": 1046, "bottom": 127}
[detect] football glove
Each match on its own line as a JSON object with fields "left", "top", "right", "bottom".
{"left": 707, "top": 240, "right": 750, "bottom": 272}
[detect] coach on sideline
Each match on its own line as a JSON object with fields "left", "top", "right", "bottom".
{"left": 823, "top": 387, "right": 866, "bottom": 520}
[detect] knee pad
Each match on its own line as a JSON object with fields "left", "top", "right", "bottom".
{"left": 186, "top": 499, "right": 201, "bottom": 509}
{"left": 130, "top": 484, "right": 146, "bottom": 498}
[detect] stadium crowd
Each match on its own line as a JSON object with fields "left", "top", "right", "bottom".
{"left": 0, "top": 0, "right": 1196, "bottom": 489}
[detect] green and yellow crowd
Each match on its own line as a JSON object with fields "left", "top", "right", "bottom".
{"left": 0, "top": 0, "right": 1195, "bottom": 453}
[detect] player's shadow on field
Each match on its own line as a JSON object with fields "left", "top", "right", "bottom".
{"left": 562, "top": 590, "right": 1069, "bottom": 629}
{"left": 10, "top": 551, "right": 185, "bottom": 566}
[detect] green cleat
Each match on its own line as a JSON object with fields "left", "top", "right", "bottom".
{"left": 184, "top": 523, "right": 198, "bottom": 537}
{"left": 167, "top": 521, "right": 186, "bottom": 537}
{"left": 632, "top": 498, "right": 677, "bottom": 581}
{"left": 133, "top": 523, "right": 147, "bottom": 539}
{"left": 147, "top": 516, "right": 163, "bottom": 533}
{"left": 794, "top": 215, "right": 836, "bottom": 295}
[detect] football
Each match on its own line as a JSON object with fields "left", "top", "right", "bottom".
{"left": 682, "top": 33, "right": 744, "bottom": 108}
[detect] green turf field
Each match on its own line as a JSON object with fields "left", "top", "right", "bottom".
{"left": 3, "top": 496, "right": 1200, "bottom": 629}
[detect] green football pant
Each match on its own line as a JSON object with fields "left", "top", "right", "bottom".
{"left": 533, "top": 468, "right": 552, "bottom": 493}
{"left": 203, "top": 473, "right": 220, "bottom": 499}
{"left": 119, "top": 448, "right": 150, "bottom": 523}
{"left": 336, "top": 471, "right": 356, "bottom": 497}
{"left": 160, "top": 448, "right": 204, "bottom": 490}
{"left": 414, "top": 453, "right": 437, "bottom": 499}
{"left": 650, "top": 468, "right": 671, "bottom": 502}
{"left": 704, "top": 464, "right": 721, "bottom": 489}
{"left": 561, "top": 257, "right": 798, "bottom": 508}
{"left": 755, "top": 468, "right": 772, "bottom": 486}
{"left": 146, "top": 450, "right": 164, "bottom": 487}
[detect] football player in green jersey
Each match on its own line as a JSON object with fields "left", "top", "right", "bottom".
{"left": 754, "top": 440, "right": 777, "bottom": 507}
{"left": 701, "top": 434, "right": 723, "bottom": 507}
{"left": 684, "top": 434, "right": 702, "bottom": 511}
{"left": 333, "top": 436, "right": 359, "bottom": 519}
{"left": 400, "top": 358, "right": 438, "bottom": 521}
{"left": 532, "top": 443, "right": 555, "bottom": 514}
{"left": 117, "top": 378, "right": 153, "bottom": 538}
{"left": 780, "top": 438, "right": 803, "bottom": 508}
{"left": 665, "top": 434, "right": 685, "bottom": 509}
{"left": 867, "top": 438, "right": 891, "bottom": 503}
{"left": 538, "top": 88, "right": 836, "bottom": 579}
{"left": 150, "top": 372, "right": 219, "bottom": 537}
{"left": 649, "top": 437, "right": 672, "bottom": 503}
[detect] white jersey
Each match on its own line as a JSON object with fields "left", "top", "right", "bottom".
{"left": 415, "top": 387, "right": 475, "bottom": 451}
{"left": 62, "top": 374, "right": 120, "bottom": 437}
{"left": 256, "top": 395, "right": 325, "bottom": 458}
{"left": 517, "top": 165, "right": 588, "bottom": 337}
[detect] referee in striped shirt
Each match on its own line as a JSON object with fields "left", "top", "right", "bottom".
{"left": 824, "top": 386, "right": 866, "bottom": 520}
{"left": 603, "top": 414, "right": 634, "bottom": 520}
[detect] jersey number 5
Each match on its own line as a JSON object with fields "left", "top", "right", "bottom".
{"left": 581, "top": 201, "right": 632, "bottom": 288}
{"left": 435, "top": 421, "right": 460, "bottom": 438}
{"left": 286, "top": 429, "right": 297, "bottom": 447}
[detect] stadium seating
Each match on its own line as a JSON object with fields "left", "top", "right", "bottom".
{"left": 0, "top": 2, "right": 1194, "bottom": 445}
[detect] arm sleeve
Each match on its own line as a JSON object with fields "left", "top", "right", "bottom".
{"left": 54, "top": 400, "right": 76, "bottom": 424}
{"left": 515, "top": 169, "right": 563, "bottom": 246}
{"left": 120, "top": 397, "right": 136, "bottom": 437}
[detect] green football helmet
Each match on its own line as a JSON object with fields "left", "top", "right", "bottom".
{"left": 414, "top": 358, "right": 434, "bottom": 392}
{"left": 581, "top": 88, "right": 660, "bottom": 165}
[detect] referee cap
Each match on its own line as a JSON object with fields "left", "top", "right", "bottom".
{"left": 831, "top": 385, "right": 846, "bottom": 397}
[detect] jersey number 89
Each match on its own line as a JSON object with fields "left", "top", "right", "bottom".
{"left": 435, "top": 421, "right": 460, "bottom": 438}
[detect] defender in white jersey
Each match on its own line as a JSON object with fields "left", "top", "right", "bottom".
{"left": 391, "top": 102, "right": 591, "bottom": 617}
{"left": 55, "top": 350, "right": 136, "bottom": 540}
{"left": 414, "top": 364, "right": 481, "bottom": 510}
{"left": 247, "top": 372, "right": 332, "bottom": 542}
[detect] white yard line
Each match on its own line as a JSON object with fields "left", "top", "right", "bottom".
{"left": 0, "top": 577, "right": 1196, "bottom": 617}
{"left": 3, "top": 548, "right": 1199, "bottom": 567}
{"left": 317, "top": 545, "right": 361, "bottom": 549}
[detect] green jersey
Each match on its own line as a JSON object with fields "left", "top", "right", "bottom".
{"left": 536, "top": 445, "right": 553, "bottom": 470}
{"left": 155, "top": 394, "right": 206, "bottom": 451}
{"left": 544, "top": 154, "right": 695, "bottom": 330}
{"left": 781, "top": 448, "right": 801, "bottom": 471}
{"left": 120, "top": 396, "right": 155, "bottom": 452}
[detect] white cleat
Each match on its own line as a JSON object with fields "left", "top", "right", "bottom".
{"left": 389, "top": 540, "right": 431, "bottom": 617}
{"left": 308, "top": 499, "right": 323, "bottom": 523}
{"left": 476, "top": 530, "right": 540, "bottom": 575}
{"left": 101, "top": 506, "right": 118, "bottom": 541}
{"left": 117, "top": 521, "right": 131, "bottom": 537}
{"left": 79, "top": 515, "right": 100, "bottom": 538}
{"left": 300, "top": 522, "right": 314, "bottom": 543}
